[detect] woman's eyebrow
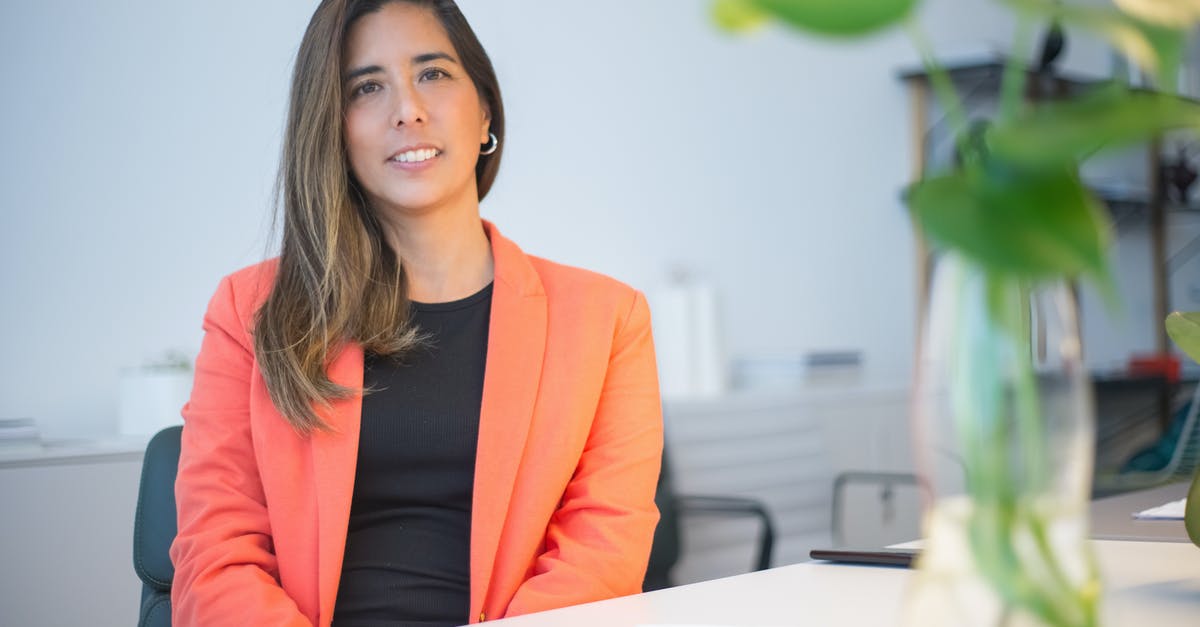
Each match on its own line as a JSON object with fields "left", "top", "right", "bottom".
{"left": 344, "top": 65, "right": 383, "bottom": 83}
{"left": 412, "top": 51, "right": 458, "bottom": 65}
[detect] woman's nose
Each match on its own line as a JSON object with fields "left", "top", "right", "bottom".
{"left": 392, "top": 84, "right": 427, "bottom": 127}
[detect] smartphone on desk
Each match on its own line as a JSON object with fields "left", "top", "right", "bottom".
{"left": 809, "top": 547, "right": 920, "bottom": 568}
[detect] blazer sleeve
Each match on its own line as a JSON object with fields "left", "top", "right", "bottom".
{"left": 169, "top": 275, "right": 312, "bottom": 627}
{"left": 504, "top": 290, "right": 664, "bottom": 616}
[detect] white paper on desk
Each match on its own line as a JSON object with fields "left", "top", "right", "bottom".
{"left": 1132, "top": 498, "right": 1187, "bottom": 520}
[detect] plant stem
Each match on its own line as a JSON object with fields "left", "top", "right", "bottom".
{"left": 960, "top": 268, "right": 1096, "bottom": 626}
{"left": 1011, "top": 281, "right": 1047, "bottom": 491}
{"left": 905, "top": 18, "right": 971, "bottom": 162}
{"left": 1028, "top": 514, "right": 1095, "bottom": 626}
{"left": 999, "top": 14, "right": 1034, "bottom": 124}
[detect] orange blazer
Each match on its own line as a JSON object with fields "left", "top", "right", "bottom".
{"left": 169, "top": 220, "right": 664, "bottom": 626}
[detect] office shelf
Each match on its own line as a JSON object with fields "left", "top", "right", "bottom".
{"left": 900, "top": 55, "right": 1197, "bottom": 434}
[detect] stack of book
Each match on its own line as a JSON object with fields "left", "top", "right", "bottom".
{"left": 805, "top": 350, "right": 864, "bottom": 384}
{"left": 0, "top": 418, "right": 42, "bottom": 452}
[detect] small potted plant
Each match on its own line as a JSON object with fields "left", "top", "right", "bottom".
{"left": 118, "top": 350, "right": 193, "bottom": 437}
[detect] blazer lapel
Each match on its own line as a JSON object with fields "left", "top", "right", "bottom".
{"left": 311, "top": 341, "right": 365, "bottom": 626}
{"left": 471, "top": 221, "right": 547, "bottom": 616}
{"left": 301, "top": 220, "right": 544, "bottom": 623}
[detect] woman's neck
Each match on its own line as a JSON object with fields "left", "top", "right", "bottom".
{"left": 381, "top": 209, "right": 494, "bottom": 304}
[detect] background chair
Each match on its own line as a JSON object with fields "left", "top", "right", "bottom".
{"left": 830, "top": 471, "right": 928, "bottom": 548}
{"left": 1095, "top": 382, "right": 1200, "bottom": 496}
{"left": 643, "top": 450, "right": 776, "bottom": 591}
{"left": 133, "top": 425, "right": 181, "bottom": 627}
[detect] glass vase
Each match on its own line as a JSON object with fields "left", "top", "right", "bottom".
{"left": 905, "top": 253, "right": 1101, "bottom": 627}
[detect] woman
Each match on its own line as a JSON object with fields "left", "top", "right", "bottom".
{"left": 168, "top": 1, "right": 664, "bottom": 625}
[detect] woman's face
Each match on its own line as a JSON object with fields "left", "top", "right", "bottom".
{"left": 342, "top": 2, "right": 491, "bottom": 218}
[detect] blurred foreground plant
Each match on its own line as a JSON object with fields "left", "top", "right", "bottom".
{"left": 713, "top": 1, "right": 1200, "bottom": 625}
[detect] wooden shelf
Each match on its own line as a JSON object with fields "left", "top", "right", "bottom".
{"left": 902, "top": 55, "right": 1194, "bottom": 433}
{"left": 898, "top": 55, "right": 1107, "bottom": 99}
{"left": 899, "top": 55, "right": 1200, "bottom": 103}
{"left": 1096, "top": 190, "right": 1200, "bottom": 224}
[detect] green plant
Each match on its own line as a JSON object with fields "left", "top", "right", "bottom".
{"left": 1166, "top": 310, "right": 1200, "bottom": 546}
{"left": 1168, "top": 311, "right": 1200, "bottom": 362}
{"left": 714, "top": 0, "right": 1200, "bottom": 624}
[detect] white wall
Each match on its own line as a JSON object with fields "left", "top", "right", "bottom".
{"left": 3, "top": 0, "right": 1173, "bottom": 438}
{"left": 1079, "top": 216, "right": 1200, "bottom": 371}
{"left": 1076, "top": 139, "right": 1200, "bottom": 371}
{"left": 0, "top": 0, "right": 319, "bottom": 436}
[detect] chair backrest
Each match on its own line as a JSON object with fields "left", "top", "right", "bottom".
{"left": 831, "top": 471, "right": 928, "bottom": 548}
{"left": 133, "top": 426, "right": 182, "bottom": 627}
{"left": 1166, "top": 383, "right": 1200, "bottom": 480}
{"left": 643, "top": 450, "right": 680, "bottom": 592}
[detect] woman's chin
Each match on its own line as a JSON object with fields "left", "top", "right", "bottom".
{"left": 368, "top": 181, "right": 479, "bottom": 218}
{"left": 374, "top": 195, "right": 459, "bottom": 217}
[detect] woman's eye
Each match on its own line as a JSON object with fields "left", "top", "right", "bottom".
{"left": 352, "top": 81, "right": 381, "bottom": 97}
{"left": 420, "top": 68, "right": 450, "bottom": 81}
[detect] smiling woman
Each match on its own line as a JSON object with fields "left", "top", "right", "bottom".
{"left": 342, "top": 2, "right": 496, "bottom": 222}
{"left": 167, "top": 1, "right": 664, "bottom": 626}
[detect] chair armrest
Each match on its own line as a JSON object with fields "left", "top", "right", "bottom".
{"left": 675, "top": 494, "right": 775, "bottom": 571}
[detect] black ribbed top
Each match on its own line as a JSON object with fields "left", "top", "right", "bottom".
{"left": 333, "top": 283, "right": 493, "bottom": 627}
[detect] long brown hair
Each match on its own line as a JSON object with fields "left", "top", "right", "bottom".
{"left": 254, "top": 0, "right": 505, "bottom": 432}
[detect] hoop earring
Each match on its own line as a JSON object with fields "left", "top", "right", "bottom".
{"left": 480, "top": 132, "right": 499, "bottom": 156}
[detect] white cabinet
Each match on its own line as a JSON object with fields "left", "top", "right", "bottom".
{"left": 0, "top": 445, "right": 145, "bottom": 626}
{"left": 663, "top": 384, "right": 913, "bottom": 584}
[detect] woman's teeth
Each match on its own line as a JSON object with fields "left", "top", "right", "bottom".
{"left": 393, "top": 149, "right": 439, "bottom": 163}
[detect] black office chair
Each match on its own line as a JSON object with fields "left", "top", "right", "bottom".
{"left": 134, "top": 427, "right": 773, "bottom": 612}
{"left": 643, "top": 450, "right": 776, "bottom": 591}
{"left": 133, "top": 425, "right": 182, "bottom": 627}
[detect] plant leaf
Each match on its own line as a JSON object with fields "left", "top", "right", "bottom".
{"left": 1092, "top": 12, "right": 1187, "bottom": 88}
{"left": 748, "top": 0, "right": 920, "bottom": 37}
{"left": 979, "top": 161, "right": 1112, "bottom": 281}
{"left": 1114, "top": 0, "right": 1200, "bottom": 27}
{"left": 1166, "top": 311, "right": 1200, "bottom": 363}
{"left": 711, "top": 0, "right": 771, "bottom": 33}
{"left": 907, "top": 161, "right": 1112, "bottom": 282}
{"left": 1188, "top": 475, "right": 1200, "bottom": 547}
{"left": 987, "top": 85, "right": 1200, "bottom": 166}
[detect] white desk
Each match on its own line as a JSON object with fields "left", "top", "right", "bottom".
{"left": 483, "top": 540, "right": 1200, "bottom": 626}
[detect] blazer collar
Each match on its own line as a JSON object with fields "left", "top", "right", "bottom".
{"left": 470, "top": 220, "right": 547, "bottom": 616}
{"left": 311, "top": 342, "right": 365, "bottom": 626}
{"left": 310, "top": 220, "right": 547, "bottom": 624}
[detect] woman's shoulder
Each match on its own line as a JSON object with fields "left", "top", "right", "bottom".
{"left": 488, "top": 221, "right": 640, "bottom": 308}
{"left": 223, "top": 257, "right": 280, "bottom": 296}
{"left": 526, "top": 255, "right": 643, "bottom": 315}
{"left": 204, "top": 258, "right": 280, "bottom": 329}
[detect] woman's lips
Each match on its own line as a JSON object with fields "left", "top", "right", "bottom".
{"left": 387, "top": 147, "right": 442, "bottom": 171}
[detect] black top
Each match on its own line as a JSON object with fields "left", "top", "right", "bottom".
{"left": 333, "top": 283, "right": 493, "bottom": 627}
